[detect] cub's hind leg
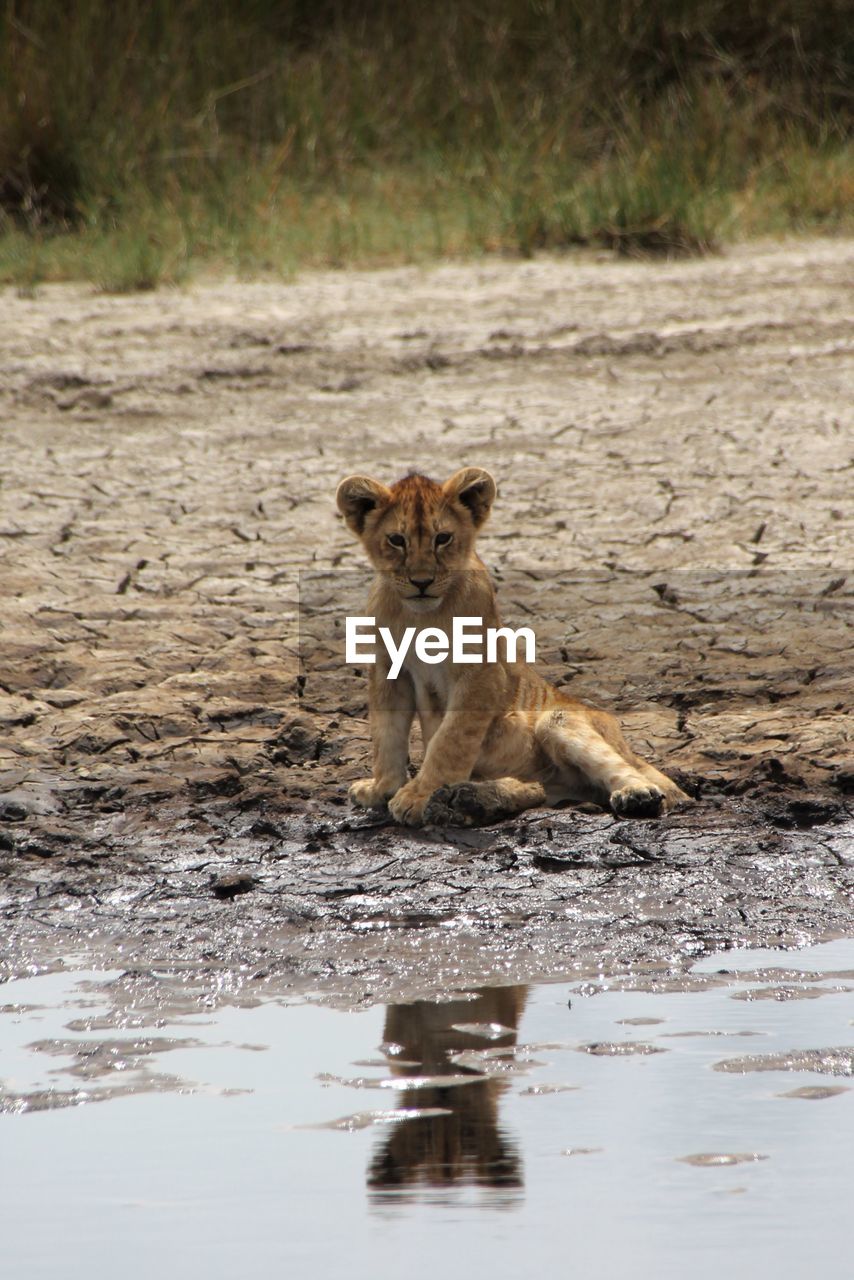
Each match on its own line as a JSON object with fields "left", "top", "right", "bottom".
{"left": 535, "top": 704, "right": 686, "bottom": 818}
{"left": 423, "top": 778, "right": 546, "bottom": 828}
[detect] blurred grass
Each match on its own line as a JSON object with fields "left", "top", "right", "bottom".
{"left": 0, "top": 1, "right": 851, "bottom": 288}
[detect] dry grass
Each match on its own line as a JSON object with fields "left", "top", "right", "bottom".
{"left": 0, "top": 1, "right": 850, "bottom": 286}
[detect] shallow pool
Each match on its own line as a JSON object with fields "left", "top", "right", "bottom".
{"left": 2, "top": 940, "right": 853, "bottom": 1278}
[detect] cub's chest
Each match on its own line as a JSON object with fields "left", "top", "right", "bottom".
{"left": 402, "top": 651, "right": 452, "bottom": 714}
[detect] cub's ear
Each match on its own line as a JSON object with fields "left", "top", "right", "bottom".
{"left": 442, "top": 467, "right": 496, "bottom": 528}
{"left": 336, "top": 475, "right": 392, "bottom": 535}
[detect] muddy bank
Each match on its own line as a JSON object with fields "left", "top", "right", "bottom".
{"left": 3, "top": 791, "right": 852, "bottom": 1006}
{"left": 1, "top": 237, "right": 852, "bottom": 999}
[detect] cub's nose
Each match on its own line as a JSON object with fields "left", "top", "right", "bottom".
{"left": 409, "top": 577, "right": 435, "bottom": 593}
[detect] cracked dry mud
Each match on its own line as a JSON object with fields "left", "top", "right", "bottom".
{"left": 0, "top": 237, "right": 852, "bottom": 1003}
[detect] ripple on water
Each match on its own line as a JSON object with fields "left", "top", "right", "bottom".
{"left": 316, "top": 1071, "right": 487, "bottom": 1090}
{"left": 714, "top": 1048, "right": 854, "bottom": 1076}
{"left": 519, "top": 1083, "right": 580, "bottom": 1096}
{"left": 578, "top": 1041, "right": 667, "bottom": 1056}
{"left": 450, "top": 1022, "right": 517, "bottom": 1039}
{"left": 730, "top": 985, "right": 853, "bottom": 1002}
{"left": 778, "top": 1086, "right": 850, "bottom": 1100}
{"left": 678, "top": 1153, "right": 769, "bottom": 1168}
{"left": 298, "top": 1108, "right": 453, "bottom": 1132}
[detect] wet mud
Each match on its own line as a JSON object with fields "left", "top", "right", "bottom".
{"left": 1, "top": 237, "right": 852, "bottom": 1001}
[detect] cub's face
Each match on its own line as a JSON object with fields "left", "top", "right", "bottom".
{"left": 336, "top": 467, "right": 496, "bottom": 613}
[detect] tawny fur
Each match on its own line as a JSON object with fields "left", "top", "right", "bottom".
{"left": 336, "top": 467, "right": 689, "bottom": 827}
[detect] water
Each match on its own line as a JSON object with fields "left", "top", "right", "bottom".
{"left": 2, "top": 941, "right": 853, "bottom": 1278}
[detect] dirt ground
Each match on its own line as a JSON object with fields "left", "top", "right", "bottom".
{"left": 1, "top": 236, "right": 852, "bottom": 1003}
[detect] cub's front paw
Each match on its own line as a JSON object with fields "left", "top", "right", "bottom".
{"left": 423, "top": 783, "right": 492, "bottom": 828}
{"left": 348, "top": 778, "right": 397, "bottom": 809}
{"left": 610, "top": 784, "right": 665, "bottom": 818}
{"left": 388, "top": 781, "right": 430, "bottom": 827}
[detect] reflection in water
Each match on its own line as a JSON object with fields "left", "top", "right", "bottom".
{"left": 5, "top": 944, "right": 854, "bottom": 1278}
{"left": 367, "top": 987, "right": 527, "bottom": 1201}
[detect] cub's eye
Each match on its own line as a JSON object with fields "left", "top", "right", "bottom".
{"left": 387, "top": 533, "right": 406, "bottom": 549}
{"left": 435, "top": 531, "right": 453, "bottom": 547}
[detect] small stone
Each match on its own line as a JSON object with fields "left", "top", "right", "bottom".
{"left": 211, "top": 872, "right": 257, "bottom": 900}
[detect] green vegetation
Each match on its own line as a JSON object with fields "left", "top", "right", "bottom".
{"left": 1, "top": 1, "right": 851, "bottom": 287}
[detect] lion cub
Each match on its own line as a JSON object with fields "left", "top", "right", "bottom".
{"left": 336, "top": 466, "right": 688, "bottom": 827}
